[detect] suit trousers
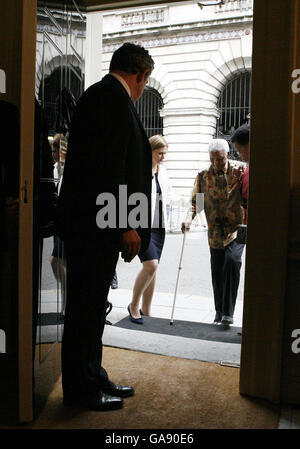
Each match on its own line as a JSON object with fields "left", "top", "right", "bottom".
{"left": 61, "top": 236, "right": 119, "bottom": 398}
{"left": 210, "top": 239, "right": 245, "bottom": 319}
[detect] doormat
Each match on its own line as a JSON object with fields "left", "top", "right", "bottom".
{"left": 37, "top": 313, "right": 64, "bottom": 326}
{"left": 35, "top": 313, "right": 63, "bottom": 344}
{"left": 114, "top": 316, "right": 242, "bottom": 344}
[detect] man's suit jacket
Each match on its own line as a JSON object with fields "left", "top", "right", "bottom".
{"left": 57, "top": 74, "right": 152, "bottom": 252}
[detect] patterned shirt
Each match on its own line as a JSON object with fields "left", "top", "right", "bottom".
{"left": 187, "top": 160, "right": 245, "bottom": 249}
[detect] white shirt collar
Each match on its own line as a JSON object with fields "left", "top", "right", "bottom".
{"left": 109, "top": 72, "right": 131, "bottom": 98}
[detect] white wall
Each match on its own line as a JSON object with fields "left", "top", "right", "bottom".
{"left": 85, "top": 12, "right": 103, "bottom": 90}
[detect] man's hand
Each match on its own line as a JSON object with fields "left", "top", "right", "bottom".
{"left": 234, "top": 166, "right": 243, "bottom": 181}
{"left": 181, "top": 222, "right": 190, "bottom": 234}
{"left": 229, "top": 166, "right": 243, "bottom": 183}
{"left": 227, "top": 166, "right": 243, "bottom": 191}
{"left": 121, "top": 230, "right": 141, "bottom": 262}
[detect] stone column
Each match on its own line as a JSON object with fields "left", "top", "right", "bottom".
{"left": 161, "top": 105, "right": 219, "bottom": 196}
{"left": 85, "top": 12, "right": 103, "bottom": 90}
{"left": 161, "top": 105, "right": 218, "bottom": 231}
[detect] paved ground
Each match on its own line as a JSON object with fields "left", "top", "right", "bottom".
{"left": 41, "top": 227, "right": 246, "bottom": 306}
{"left": 40, "top": 228, "right": 245, "bottom": 364}
{"left": 40, "top": 228, "right": 246, "bottom": 327}
{"left": 114, "top": 228, "right": 245, "bottom": 303}
{"left": 101, "top": 228, "right": 245, "bottom": 366}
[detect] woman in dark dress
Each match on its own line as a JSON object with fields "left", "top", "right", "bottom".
{"left": 128, "top": 135, "right": 172, "bottom": 324}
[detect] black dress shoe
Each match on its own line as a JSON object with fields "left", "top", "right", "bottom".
{"left": 63, "top": 392, "right": 123, "bottom": 411}
{"left": 221, "top": 315, "right": 233, "bottom": 326}
{"left": 102, "top": 380, "right": 134, "bottom": 398}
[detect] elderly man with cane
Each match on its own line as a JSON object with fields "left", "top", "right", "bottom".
{"left": 182, "top": 139, "right": 245, "bottom": 326}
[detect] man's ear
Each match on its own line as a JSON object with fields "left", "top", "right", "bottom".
{"left": 136, "top": 69, "right": 149, "bottom": 83}
{"left": 136, "top": 72, "right": 143, "bottom": 83}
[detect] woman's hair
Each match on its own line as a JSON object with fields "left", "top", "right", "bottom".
{"left": 52, "top": 133, "right": 64, "bottom": 150}
{"left": 149, "top": 135, "right": 168, "bottom": 151}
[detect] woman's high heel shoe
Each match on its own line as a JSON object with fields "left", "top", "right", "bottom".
{"left": 128, "top": 305, "right": 144, "bottom": 324}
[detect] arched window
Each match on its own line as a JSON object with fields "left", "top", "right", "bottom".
{"left": 216, "top": 71, "right": 251, "bottom": 158}
{"left": 39, "top": 65, "right": 84, "bottom": 135}
{"left": 135, "top": 87, "right": 164, "bottom": 137}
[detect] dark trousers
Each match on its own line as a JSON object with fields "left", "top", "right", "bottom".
{"left": 210, "top": 239, "right": 245, "bottom": 319}
{"left": 62, "top": 237, "right": 119, "bottom": 398}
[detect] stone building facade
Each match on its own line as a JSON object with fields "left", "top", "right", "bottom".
{"left": 34, "top": 1, "right": 253, "bottom": 228}
{"left": 100, "top": 0, "right": 253, "bottom": 199}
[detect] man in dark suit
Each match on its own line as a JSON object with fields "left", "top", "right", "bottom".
{"left": 57, "top": 43, "right": 154, "bottom": 411}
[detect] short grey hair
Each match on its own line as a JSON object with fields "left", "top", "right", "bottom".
{"left": 208, "top": 139, "right": 230, "bottom": 154}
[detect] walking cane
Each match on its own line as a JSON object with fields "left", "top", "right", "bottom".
{"left": 170, "top": 228, "right": 187, "bottom": 325}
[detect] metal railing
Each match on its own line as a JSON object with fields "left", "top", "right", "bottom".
{"left": 216, "top": 71, "right": 251, "bottom": 140}
{"left": 166, "top": 200, "right": 207, "bottom": 233}
{"left": 135, "top": 87, "right": 164, "bottom": 138}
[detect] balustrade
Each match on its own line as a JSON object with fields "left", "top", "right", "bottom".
{"left": 215, "top": 0, "right": 253, "bottom": 14}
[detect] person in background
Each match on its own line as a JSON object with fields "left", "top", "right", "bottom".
{"left": 50, "top": 133, "right": 67, "bottom": 315}
{"left": 128, "top": 135, "right": 172, "bottom": 324}
{"left": 182, "top": 139, "right": 245, "bottom": 326}
{"left": 51, "top": 133, "right": 66, "bottom": 181}
{"left": 231, "top": 124, "right": 250, "bottom": 224}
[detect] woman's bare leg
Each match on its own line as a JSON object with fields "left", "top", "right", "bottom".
{"left": 141, "top": 273, "right": 156, "bottom": 316}
{"left": 129, "top": 260, "right": 158, "bottom": 318}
